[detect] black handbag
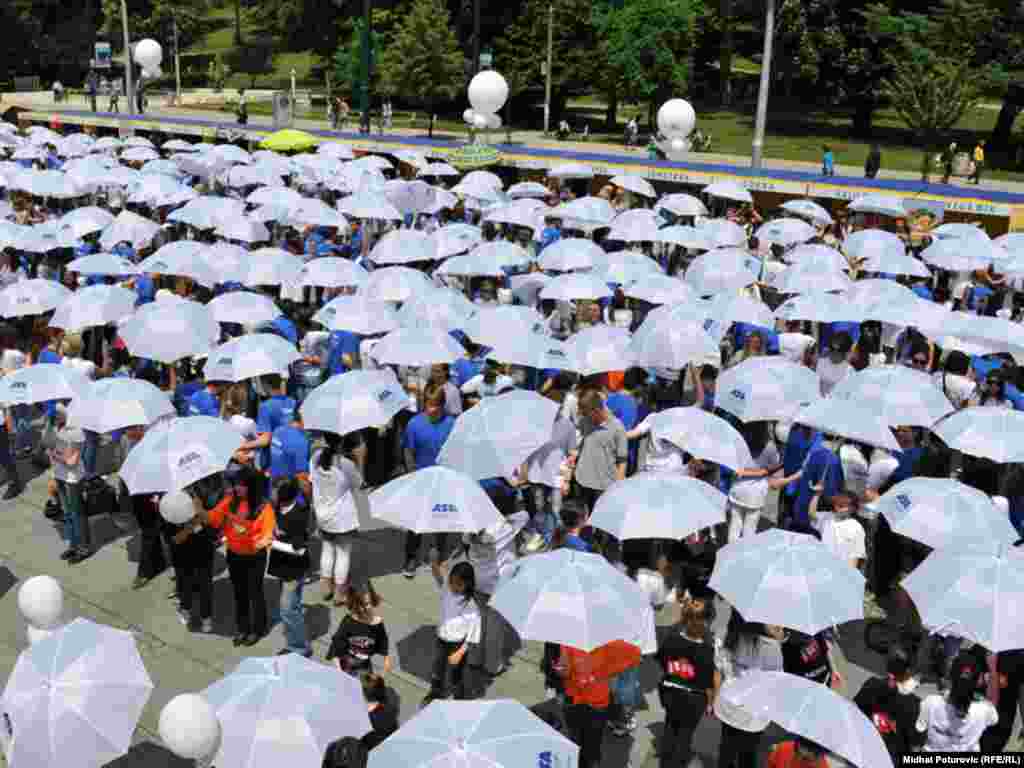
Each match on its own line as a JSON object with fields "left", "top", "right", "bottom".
{"left": 81, "top": 477, "right": 118, "bottom": 518}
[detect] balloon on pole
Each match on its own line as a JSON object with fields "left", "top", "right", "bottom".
{"left": 159, "top": 693, "right": 222, "bottom": 761}
{"left": 655, "top": 98, "right": 698, "bottom": 161}
{"left": 467, "top": 70, "right": 509, "bottom": 115}
{"left": 160, "top": 490, "right": 195, "bottom": 525}
{"left": 17, "top": 575, "right": 63, "bottom": 630}
{"left": 134, "top": 39, "right": 163, "bottom": 72}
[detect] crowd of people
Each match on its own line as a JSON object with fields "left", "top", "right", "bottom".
{"left": 0, "top": 119, "right": 1022, "bottom": 767}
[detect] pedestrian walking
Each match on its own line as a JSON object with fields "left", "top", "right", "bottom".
{"left": 970, "top": 139, "right": 985, "bottom": 185}
{"left": 941, "top": 141, "right": 957, "bottom": 184}
{"left": 236, "top": 88, "right": 248, "bottom": 125}
{"left": 822, "top": 145, "right": 835, "bottom": 176}
{"left": 865, "top": 143, "right": 881, "bottom": 179}
{"left": 108, "top": 79, "right": 120, "bottom": 112}
{"left": 423, "top": 556, "right": 480, "bottom": 705}
{"left": 85, "top": 72, "right": 98, "bottom": 112}
{"left": 268, "top": 478, "right": 312, "bottom": 657}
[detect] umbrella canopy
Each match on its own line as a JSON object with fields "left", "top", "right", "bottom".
{"left": 697, "top": 218, "right": 748, "bottom": 249}
{"left": 771, "top": 262, "right": 853, "bottom": 295}
{"left": 780, "top": 199, "right": 833, "bottom": 225}
{"left": 371, "top": 466, "right": 503, "bottom": 533}
{"left": 0, "top": 364, "right": 90, "bottom": 405}
{"left": 421, "top": 162, "right": 460, "bottom": 178}
{"left": 794, "top": 397, "right": 900, "bottom": 451}
{"left": 651, "top": 225, "right": 711, "bottom": 250}
{"left": 551, "top": 196, "right": 616, "bottom": 228}
{"left": 299, "top": 257, "right": 368, "bottom": 288}
{"left": 491, "top": 549, "right": 649, "bottom": 651}
{"left": 259, "top": 129, "right": 320, "bottom": 152}
{"left": 119, "top": 416, "right": 244, "bottom": 494}
{"left": 235, "top": 247, "right": 304, "bottom": 287}
{"left": 921, "top": 237, "right": 998, "bottom": 272}
{"left": 370, "top": 327, "right": 464, "bottom": 367}
{"left": 606, "top": 209, "right": 661, "bottom": 243}
{"left": 202, "top": 333, "right": 300, "bottom": 383}
{"left": 875, "top": 477, "right": 1018, "bottom": 553}
{"left": 565, "top": 325, "right": 634, "bottom": 376}
{"left": 486, "top": 333, "right": 575, "bottom": 371}
{"left": 318, "top": 142, "right": 356, "bottom": 160}
{"left": 1, "top": 618, "right": 154, "bottom": 768}
{"left": 431, "top": 224, "right": 483, "bottom": 259}
{"left": 118, "top": 300, "right": 220, "bottom": 364}
{"left": 167, "top": 196, "right": 247, "bottom": 230}
{"left": 507, "top": 181, "right": 548, "bottom": 198}
{"left": 595, "top": 250, "right": 662, "bottom": 287}
{"left": 721, "top": 672, "right": 893, "bottom": 768}
{"left": 301, "top": 369, "right": 408, "bottom": 435}
{"left": 539, "top": 272, "right": 612, "bottom": 301}
{"left": 139, "top": 246, "right": 219, "bottom": 288}
{"left": 548, "top": 162, "right": 594, "bottom": 179}
{"left": 655, "top": 193, "right": 709, "bottom": 218}
{"left": 844, "top": 228, "right": 905, "bottom": 264}
{"left": 0, "top": 279, "right": 72, "bottom": 317}
{"left": 538, "top": 237, "right": 606, "bottom": 272}
{"left": 309, "top": 296, "right": 396, "bottom": 336}
{"left": 716, "top": 357, "right": 820, "bottom": 422}
{"left": 67, "top": 378, "right": 174, "bottom": 433}
{"left": 591, "top": 474, "right": 727, "bottom": 540}
{"left": 932, "top": 407, "right": 1024, "bottom": 463}
{"left": 830, "top": 365, "right": 954, "bottom": 427}
{"left": 50, "top": 285, "right": 137, "bottom": 332}
{"left": 58, "top": 206, "right": 115, "bottom": 239}
{"left": 630, "top": 317, "right": 719, "bottom": 369}
{"left": 368, "top": 699, "right": 578, "bottom": 768}
{"left": 439, "top": 391, "right": 558, "bottom": 479}
{"left": 66, "top": 252, "right": 137, "bottom": 277}
{"left": 368, "top": 230, "right": 436, "bottom": 265}
{"left": 99, "top": 210, "right": 160, "bottom": 250}
{"left": 649, "top": 407, "right": 754, "bottom": 470}
{"left": 703, "top": 180, "right": 752, "bottom": 203}
{"left": 463, "top": 306, "right": 546, "bottom": 347}
{"left": 684, "top": 248, "right": 760, "bottom": 295}
{"left": 711, "top": 529, "right": 866, "bottom": 635}
{"left": 214, "top": 216, "right": 270, "bottom": 244}
{"left": 203, "top": 654, "right": 370, "bottom": 768}
{"left": 482, "top": 200, "right": 545, "bottom": 231}
{"left": 337, "top": 191, "right": 403, "bottom": 220}
{"left": 395, "top": 288, "right": 475, "bottom": 332}
{"left": 207, "top": 291, "right": 282, "bottom": 327}
{"left": 610, "top": 173, "right": 656, "bottom": 197}
{"left": 624, "top": 273, "right": 694, "bottom": 305}
{"left": 755, "top": 217, "right": 816, "bottom": 247}
{"left": 848, "top": 194, "right": 907, "bottom": 218}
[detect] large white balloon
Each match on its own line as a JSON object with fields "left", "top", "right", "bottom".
{"left": 657, "top": 98, "right": 696, "bottom": 140}
{"left": 468, "top": 71, "right": 509, "bottom": 115}
{"left": 463, "top": 108, "right": 476, "bottom": 124}
{"left": 159, "top": 694, "right": 221, "bottom": 760}
{"left": 473, "top": 114, "right": 488, "bottom": 130}
{"left": 485, "top": 113, "right": 502, "bottom": 130}
{"left": 18, "top": 575, "right": 63, "bottom": 629}
{"left": 160, "top": 490, "right": 195, "bottom": 525}
{"left": 671, "top": 137, "right": 685, "bottom": 153}
{"left": 134, "top": 39, "right": 163, "bottom": 71}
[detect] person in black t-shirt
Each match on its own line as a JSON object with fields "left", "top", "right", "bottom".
{"left": 981, "top": 649, "right": 1024, "bottom": 753}
{"left": 360, "top": 672, "right": 399, "bottom": 751}
{"left": 326, "top": 583, "right": 392, "bottom": 674}
{"left": 854, "top": 646, "right": 922, "bottom": 762}
{"left": 782, "top": 630, "right": 840, "bottom": 689}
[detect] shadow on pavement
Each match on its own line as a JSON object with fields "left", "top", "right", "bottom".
{"left": 396, "top": 624, "right": 438, "bottom": 686}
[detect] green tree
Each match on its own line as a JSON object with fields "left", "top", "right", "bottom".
{"left": 377, "top": 0, "right": 464, "bottom": 137}
{"left": 225, "top": 39, "right": 274, "bottom": 88}
{"left": 334, "top": 19, "right": 380, "bottom": 107}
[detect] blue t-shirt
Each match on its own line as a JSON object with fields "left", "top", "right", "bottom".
{"left": 819, "top": 321, "right": 861, "bottom": 354}
{"left": 563, "top": 533, "right": 593, "bottom": 552}
{"left": 134, "top": 275, "right": 156, "bottom": 306}
{"left": 327, "top": 330, "right": 361, "bottom": 376}
{"left": 174, "top": 380, "right": 204, "bottom": 416}
{"left": 783, "top": 429, "right": 820, "bottom": 498}
{"left": 112, "top": 242, "right": 136, "bottom": 261}
{"left": 453, "top": 357, "right": 486, "bottom": 387}
{"left": 539, "top": 226, "right": 561, "bottom": 254}
{"left": 270, "top": 316, "right": 298, "bottom": 345}
{"left": 268, "top": 424, "right": 311, "bottom": 481}
{"left": 889, "top": 447, "right": 923, "bottom": 488}
{"left": 794, "top": 444, "right": 844, "bottom": 525}
{"left": 38, "top": 348, "right": 62, "bottom": 418}
{"left": 1006, "top": 383, "right": 1024, "bottom": 411}
{"left": 606, "top": 392, "right": 640, "bottom": 431}
{"left": 402, "top": 413, "right": 456, "bottom": 470}
{"left": 911, "top": 284, "right": 934, "bottom": 301}
{"left": 733, "top": 323, "right": 781, "bottom": 355}
{"left": 257, "top": 394, "right": 298, "bottom": 467}
{"left": 187, "top": 388, "right": 221, "bottom": 418}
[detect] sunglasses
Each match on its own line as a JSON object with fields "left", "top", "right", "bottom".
{"left": 912, "top": 357, "right": 928, "bottom": 366}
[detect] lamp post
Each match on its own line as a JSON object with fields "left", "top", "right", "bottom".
{"left": 173, "top": 17, "right": 182, "bottom": 104}
{"left": 543, "top": 1, "right": 553, "bottom": 136}
{"left": 119, "top": 0, "right": 134, "bottom": 114}
{"left": 750, "top": 0, "right": 775, "bottom": 169}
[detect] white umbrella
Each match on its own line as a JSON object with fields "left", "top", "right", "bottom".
{"left": 591, "top": 474, "right": 727, "bottom": 540}
{"left": 630, "top": 315, "right": 719, "bottom": 369}
{"left": 902, "top": 546, "right": 1024, "bottom": 653}
{"left": 421, "top": 162, "right": 460, "bottom": 178}
{"left": 439, "top": 391, "right": 558, "bottom": 479}
{"left": 830, "top": 365, "right": 954, "bottom": 427}
{"left": 99, "top": 210, "right": 160, "bottom": 250}
{"left": 301, "top": 369, "right": 408, "bottom": 435}
{"left": 318, "top": 142, "right": 356, "bottom": 160}
{"left": 942, "top": 313, "right": 1024, "bottom": 359}
{"left": 1, "top": 618, "right": 153, "bottom": 768}
{"left": 717, "top": 357, "right": 820, "bottom": 422}
{"left": 597, "top": 248, "right": 663, "bottom": 284}
{"left": 655, "top": 193, "right": 709, "bottom": 218}
{"left": 50, "top": 285, "right": 137, "bottom": 332}
{"left": 203, "top": 655, "right": 370, "bottom": 768}
{"left": 286, "top": 199, "right": 349, "bottom": 230}
{"left": 932, "top": 407, "right": 1024, "bottom": 463}
{"left": 299, "top": 257, "right": 368, "bottom": 288}
{"left": 565, "top": 325, "right": 634, "bottom": 376}
{"left": 462, "top": 306, "right": 546, "bottom": 348}
{"left": 649, "top": 407, "right": 754, "bottom": 470}
{"left": 127, "top": 175, "right": 194, "bottom": 207}
{"left": 118, "top": 300, "right": 219, "bottom": 363}
{"left": 539, "top": 272, "right": 612, "bottom": 301}
{"left": 395, "top": 288, "right": 475, "bottom": 332}
{"left": 707, "top": 293, "right": 775, "bottom": 329}
{"left": 876, "top": 477, "right": 1018, "bottom": 553}
{"left": 58, "top": 206, "right": 115, "bottom": 239}
{"left": 0, "top": 364, "right": 89, "bottom": 405}
{"left": 920, "top": 237, "right": 997, "bottom": 272}
{"left": 225, "top": 164, "right": 284, "bottom": 189}
{"left": 66, "top": 252, "right": 137, "bottom": 276}
{"left": 862, "top": 251, "right": 931, "bottom": 278}
{"left": 369, "top": 230, "right": 437, "bottom": 265}
{"left": 684, "top": 248, "right": 760, "bottom": 295}
{"left": 538, "top": 237, "right": 605, "bottom": 272}
{"left": 121, "top": 146, "right": 159, "bottom": 163}
{"left": 167, "top": 196, "right": 246, "bottom": 230}
{"left": 607, "top": 209, "right": 661, "bottom": 243}
{"left": 337, "top": 191, "right": 402, "bottom": 220}
{"left": 237, "top": 247, "right": 304, "bottom": 287}
{"left": 795, "top": 397, "right": 900, "bottom": 451}
{"left": 119, "top": 416, "right": 244, "bottom": 494}
{"left": 201, "top": 242, "right": 249, "bottom": 284}
{"left": 771, "top": 262, "right": 853, "bottom": 295}
{"left": 624, "top": 273, "right": 693, "bottom": 305}
{"left": 214, "top": 216, "right": 270, "bottom": 244}
{"left": 246, "top": 186, "right": 304, "bottom": 208}
{"left": 371, "top": 327, "right": 463, "bottom": 367}
{"left": 67, "top": 378, "right": 174, "bottom": 433}
{"left": 312, "top": 295, "right": 398, "bottom": 335}
{"left": 371, "top": 466, "right": 503, "bottom": 533}
{"left": 651, "top": 225, "right": 711, "bottom": 250}
{"left": 780, "top": 199, "right": 833, "bottom": 225}
{"left": 721, "top": 672, "right": 893, "bottom": 768}
{"left": 848, "top": 194, "right": 907, "bottom": 218}
{"left": 491, "top": 549, "right": 649, "bottom": 651}
{"left": 783, "top": 243, "right": 847, "bottom": 269}
{"left": 547, "top": 162, "right": 594, "bottom": 179}
{"left": 487, "top": 333, "right": 575, "bottom": 371}
{"left": 755, "top": 218, "right": 816, "bottom": 247}
{"left": 703, "top": 180, "right": 752, "bottom": 203}
{"left": 482, "top": 200, "right": 545, "bottom": 231}
{"left": 697, "top": 218, "right": 747, "bottom": 249}
{"left": 368, "top": 699, "right": 578, "bottom": 768}
{"left": 844, "top": 229, "right": 906, "bottom": 265}
{"left": 123, "top": 136, "right": 155, "bottom": 149}
{"left": 138, "top": 245, "right": 219, "bottom": 287}
{"left": 206, "top": 144, "right": 252, "bottom": 165}
{"left": 202, "top": 333, "right": 300, "bottom": 383}
{"left": 847, "top": 279, "right": 943, "bottom": 328}
{"left": 163, "top": 138, "right": 196, "bottom": 152}
{"left": 711, "top": 529, "right": 866, "bottom": 635}
{"left": 207, "top": 291, "right": 281, "bottom": 326}
{"left": 551, "top": 196, "right": 616, "bottom": 228}
{"left": 361, "top": 266, "right": 432, "bottom": 303}
{"left": 431, "top": 224, "right": 483, "bottom": 259}
{"left": 383, "top": 179, "right": 443, "bottom": 216}
{"left": 0, "top": 279, "right": 72, "bottom": 317}
{"left": 610, "top": 174, "right": 656, "bottom": 198}
{"left": 932, "top": 222, "right": 991, "bottom": 243}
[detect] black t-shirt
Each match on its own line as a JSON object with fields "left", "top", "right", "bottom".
{"left": 327, "top": 615, "right": 390, "bottom": 672}
{"left": 657, "top": 632, "right": 715, "bottom": 695}
{"left": 854, "top": 677, "right": 922, "bottom": 760}
{"left": 363, "top": 696, "right": 399, "bottom": 751}
{"left": 782, "top": 634, "right": 833, "bottom": 686}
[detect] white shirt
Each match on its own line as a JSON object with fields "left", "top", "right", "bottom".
{"left": 728, "top": 442, "right": 780, "bottom": 510}
{"left": 933, "top": 371, "right": 975, "bottom": 410}
{"left": 632, "top": 414, "right": 686, "bottom": 474}
{"left": 817, "top": 513, "right": 866, "bottom": 563}
{"left": 817, "top": 357, "right": 851, "bottom": 396}
{"left": 462, "top": 511, "right": 529, "bottom": 594}
{"left": 437, "top": 583, "right": 481, "bottom": 644}
{"left": 917, "top": 694, "right": 997, "bottom": 752}
{"left": 1, "top": 349, "right": 26, "bottom": 373}
{"left": 461, "top": 374, "right": 516, "bottom": 398}
{"left": 525, "top": 413, "right": 577, "bottom": 488}
{"left": 839, "top": 444, "right": 869, "bottom": 498}
{"left": 778, "top": 333, "right": 815, "bottom": 364}
{"left": 310, "top": 451, "right": 364, "bottom": 533}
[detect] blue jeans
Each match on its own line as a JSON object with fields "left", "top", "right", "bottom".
{"left": 57, "top": 481, "right": 89, "bottom": 551}
{"left": 528, "top": 485, "right": 561, "bottom": 544}
{"left": 278, "top": 578, "right": 310, "bottom": 655}
{"left": 10, "top": 404, "right": 32, "bottom": 453}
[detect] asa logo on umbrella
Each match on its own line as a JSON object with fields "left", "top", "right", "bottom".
{"left": 895, "top": 494, "right": 912, "bottom": 510}
{"left": 432, "top": 503, "right": 458, "bottom": 515}
{"left": 177, "top": 451, "right": 203, "bottom": 468}
{"left": 376, "top": 389, "right": 393, "bottom": 402}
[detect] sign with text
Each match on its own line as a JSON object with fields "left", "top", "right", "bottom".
{"left": 94, "top": 42, "right": 112, "bottom": 69}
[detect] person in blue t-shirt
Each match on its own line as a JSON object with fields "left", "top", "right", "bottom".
{"left": 792, "top": 437, "right": 844, "bottom": 531}
{"left": 401, "top": 383, "right": 457, "bottom": 577}
{"left": 606, "top": 367, "right": 646, "bottom": 473}
{"left": 538, "top": 217, "right": 562, "bottom": 255}
{"left": 187, "top": 380, "right": 228, "bottom": 418}
{"left": 130, "top": 273, "right": 156, "bottom": 306}
{"left": 111, "top": 241, "right": 136, "bottom": 262}
{"left": 242, "top": 375, "right": 298, "bottom": 470}
{"left": 326, "top": 329, "right": 361, "bottom": 376}
{"left": 819, "top": 321, "right": 861, "bottom": 354}
{"left": 554, "top": 499, "right": 594, "bottom": 552}
{"left": 779, "top": 425, "right": 820, "bottom": 528}
{"left": 268, "top": 412, "right": 312, "bottom": 500}
{"left": 453, "top": 342, "right": 487, "bottom": 387}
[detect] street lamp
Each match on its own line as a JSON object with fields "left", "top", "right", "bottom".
{"left": 750, "top": 0, "right": 775, "bottom": 169}
{"left": 119, "top": 0, "right": 134, "bottom": 113}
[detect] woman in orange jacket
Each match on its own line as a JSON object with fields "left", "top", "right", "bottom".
{"left": 185, "top": 465, "right": 275, "bottom": 646}
{"left": 559, "top": 639, "right": 642, "bottom": 768}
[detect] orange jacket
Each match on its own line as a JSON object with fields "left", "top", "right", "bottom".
{"left": 207, "top": 497, "right": 275, "bottom": 556}
{"left": 561, "top": 640, "right": 642, "bottom": 709}
{"left": 766, "top": 741, "right": 829, "bottom": 768}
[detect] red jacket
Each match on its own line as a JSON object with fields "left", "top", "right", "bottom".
{"left": 561, "top": 640, "right": 642, "bottom": 709}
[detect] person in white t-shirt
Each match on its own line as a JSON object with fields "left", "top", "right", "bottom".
{"left": 917, "top": 651, "right": 997, "bottom": 752}
{"left": 816, "top": 331, "right": 853, "bottom": 396}
{"left": 810, "top": 486, "right": 865, "bottom": 570}
{"left": 932, "top": 351, "right": 976, "bottom": 410}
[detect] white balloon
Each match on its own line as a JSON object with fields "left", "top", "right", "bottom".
{"left": 671, "top": 138, "right": 685, "bottom": 153}
{"left": 27, "top": 625, "right": 54, "bottom": 645}
{"left": 159, "top": 694, "right": 221, "bottom": 760}
{"left": 657, "top": 98, "right": 696, "bottom": 140}
{"left": 468, "top": 71, "right": 509, "bottom": 115}
{"left": 133, "top": 39, "right": 163, "bottom": 71}
{"left": 160, "top": 490, "right": 195, "bottom": 525}
{"left": 18, "top": 575, "right": 63, "bottom": 629}
{"left": 473, "top": 114, "right": 488, "bottom": 130}
{"left": 463, "top": 108, "right": 476, "bottom": 124}
{"left": 485, "top": 113, "right": 502, "bottom": 130}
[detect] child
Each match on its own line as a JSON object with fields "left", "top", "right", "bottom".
{"left": 822, "top": 145, "right": 835, "bottom": 176}
{"left": 424, "top": 556, "right": 480, "bottom": 706}
{"left": 327, "top": 583, "right": 393, "bottom": 675}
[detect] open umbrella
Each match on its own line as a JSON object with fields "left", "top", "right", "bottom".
{"left": 236, "top": 247, "right": 304, "bottom": 288}
{"left": 565, "top": 325, "right": 634, "bottom": 376}
{"left": 369, "top": 699, "right": 577, "bottom": 768}
{"left": 486, "top": 333, "right": 575, "bottom": 371}
{"left": 361, "top": 266, "right": 433, "bottom": 303}
{"left": 684, "top": 248, "right": 760, "bottom": 295}
{"left": 338, "top": 191, "right": 402, "bottom": 221}
{"left": 118, "top": 300, "right": 219, "bottom": 364}
{"left": 548, "top": 162, "right": 594, "bottom": 180}
{"left": 755, "top": 218, "right": 816, "bottom": 247}
{"left": 314, "top": 296, "right": 398, "bottom": 335}
{"left": 703, "top": 180, "right": 752, "bottom": 203}
{"left": 99, "top": 210, "right": 160, "bottom": 250}
{"left": 214, "top": 216, "right": 270, "bottom": 244}
{"left": 610, "top": 174, "right": 656, "bottom": 198}
{"left": 932, "top": 407, "right": 1024, "bottom": 463}
{"left": 848, "top": 194, "right": 906, "bottom": 218}
{"left": 259, "top": 129, "right": 320, "bottom": 152}
{"left": 439, "top": 390, "right": 558, "bottom": 479}
{"left": 203, "top": 654, "right": 370, "bottom": 768}
{"left": 794, "top": 397, "right": 899, "bottom": 451}
{"left": 0, "top": 279, "right": 71, "bottom": 317}
{"left": 830, "top": 365, "right": 954, "bottom": 427}
{"left": 710, "top": 529, "right": 865, "bottom": 635}
{"left": 920, "top": 237, "right": 997, "bottom": 272}
{"left": 780, "top": 199, "right": 833, "bottom": 225}
{"left": 771, "top": 262, "right": 853, "bottom": 295}
{"left": 491, "top": 549, "right": 649, "bottom": 651}
{"left": 207, "top": 291, "right": 282, "bottom": 327}
{"left": 591, "top": 474, "right": 727, "bottom": 540}
{"left": 716, "top": 357, "right": 820, "bottom": 423}
{"left": 431, "top": 223, "right": 483, "bottom": 259}
{"left": 651, "top": 225, "right": 711, "bottom": 250}
{"left": 607, "top": 209, "right": 661, "bottom": 243}
{"left": 58, "top": 206, "right": 114, "bottom": 239}
{"left": 371, "top": 466, "right": 503, "bottom": 533}
{"left": 138, "top": 247, "right": 219, "bottom": 288}
{"left": 67, "top": 378, "right": 174, "bottom": 433}
{"left": 649, "top": 407, "right": 754, "bottom": 470}
{"left": 202, "top": 333, "right": 300, "bottom": 383}
{"left": 538, "top": 238, "right": 606, "bottom": 272}
{"left": 1, "top": 618, "right": 154, "bottom": 768}
{"left": 551, "top": 196, "right": 615, "bottom": 228}
{"left": 463, "top": 305, "right": 546, "bottom": 348}
{"left": 395, "top": 288, "right": 475, "bottom": 332}
{"left": 623, "top": 274, "right": 694, "bottom": 306}
{"left": 539, "top": 272, "right": 612, "bottom": 301}
{"left": 301, "top": 369, "right": 408, "bottom": 435}
{"left": 66, "top": 252, "right": 137, "bottom": 277}
{"left": 656, "top": 193, "right": 710, "bottom": 218}
{"left": 299, "top": 258, "right": 368, "bottom": 289}
{"left": 697, "top": 218, "right": 748, "bottom": 249}
{"left": 0, "top": 364, "right": 90, "bottom": 405}
{"left": 370, "top": 327, "right": 464, "bottom": 367}
{"left": 119, "top": 416, "right": 244, "bottom": 494}
{"left": 630, "top": 317, "right": 719, "bottom": 370}
{"left": 50, "top": 285, "right": 137, "bottom": 332}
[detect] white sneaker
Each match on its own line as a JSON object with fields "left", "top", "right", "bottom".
{"left": 176, "top": 608, "right": 191, "bottom": 627}
{"left": 524, "top": 533, "right": 546, "bottom": 553}
{"left": 200, "top": 618, "right": 214, "bottom": 634}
